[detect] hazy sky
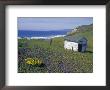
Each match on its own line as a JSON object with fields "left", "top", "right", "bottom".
{"left": 18, "top": 17, "right": 93, "bottom": 31}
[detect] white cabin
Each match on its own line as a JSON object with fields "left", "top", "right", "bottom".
{"left": 64, "top": 40, "right": 78, "bottom": 51}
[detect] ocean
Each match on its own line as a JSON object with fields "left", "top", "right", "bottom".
{"left": 18, "top": 29, "right": 72, "bottom": 39}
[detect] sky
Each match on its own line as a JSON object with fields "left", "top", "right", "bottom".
{"left": 18, "top": 17, "right": 93, "bottom": 31}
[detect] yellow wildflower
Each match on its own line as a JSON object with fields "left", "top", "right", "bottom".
{"left": 25, "top": 57, "right": 43, "bottom": 65}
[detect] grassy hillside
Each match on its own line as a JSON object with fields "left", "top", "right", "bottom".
{"left": 18, "top": 24, "right": 93, "bottom": 73}
{"left": 67, "top": 24, "right": 93, "bottom": 52}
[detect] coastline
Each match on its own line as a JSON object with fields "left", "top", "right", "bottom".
{"left": 18, "top": 35, "right": 66, "bottom": 40}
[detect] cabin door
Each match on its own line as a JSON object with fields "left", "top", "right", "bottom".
{"left": 78, "top": 44, "right": 82, "bottom": 52}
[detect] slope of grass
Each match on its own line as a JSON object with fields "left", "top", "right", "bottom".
{"left": 18, "top": 37, "right": 93, "bottom": 73}
{"left": 67, "top": 24, "right": 93, "bottom": 52}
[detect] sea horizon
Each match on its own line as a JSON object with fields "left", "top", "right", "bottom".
{"left": 18, "top": 29, "right": 72, "bottom": 39}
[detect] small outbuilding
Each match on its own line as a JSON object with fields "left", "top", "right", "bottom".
{"left": 64, "top": 36, "right": 87, "bottom": 52}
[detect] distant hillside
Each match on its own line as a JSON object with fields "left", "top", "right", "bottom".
{"left": 76, "top": 24, "right": 93, "bottom": 31}
{"left": 67, "top": 24, "right": 93, "bottom": 51}
{"left": 67, "top": 24, "right": 93, "bottom": 35}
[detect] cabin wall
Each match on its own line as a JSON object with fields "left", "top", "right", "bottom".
{"left": 64, "top": 40, "right": 78, "bottom": 51}
{"left": 81, "top": 44, "right": 87, "bottom": 52}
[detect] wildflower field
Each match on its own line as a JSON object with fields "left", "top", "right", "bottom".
{"left": 18, "top": 35, "right": 93, "bottom": 73}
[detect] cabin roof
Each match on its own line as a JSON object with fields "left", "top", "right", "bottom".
{"left": 64, "top": 36, "right": 87, "bottom": 43}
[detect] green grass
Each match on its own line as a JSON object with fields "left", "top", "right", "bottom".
{"left": 18, "top": 33, "right": 93, "bottom": 73}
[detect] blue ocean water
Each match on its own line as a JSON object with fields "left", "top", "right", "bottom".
{"left": 18, "top": 29, "right": 71, "bottom": 38}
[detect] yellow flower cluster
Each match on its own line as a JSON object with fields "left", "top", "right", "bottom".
{"left": 25, "top": 58, "right": 43, "bottom": 65}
